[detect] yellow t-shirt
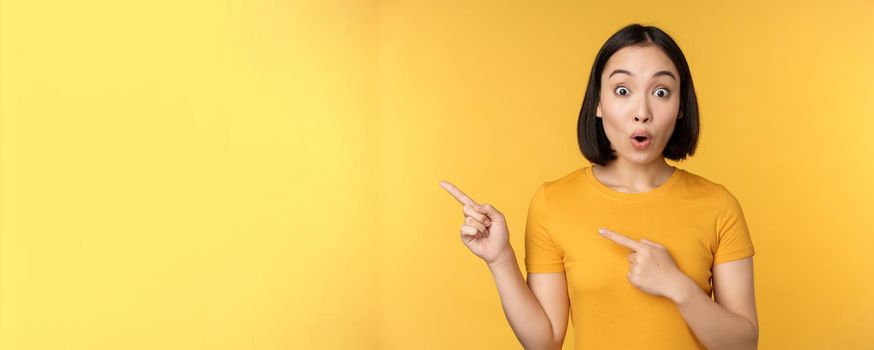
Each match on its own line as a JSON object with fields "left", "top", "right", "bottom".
{"left": 524, "top": 165, "right": 755, "bottom": 349}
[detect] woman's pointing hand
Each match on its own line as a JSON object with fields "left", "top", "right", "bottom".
{"left": 598, "top": 228, "right": 692, "bottom": 302}
{"left": 439, "top": 180, "right": 512, "bottom": 265}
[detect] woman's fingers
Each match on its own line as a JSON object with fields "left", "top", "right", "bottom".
{"left": 475, "top": 203, "right": 502, "bottom": 220}
{"left": 439, "top": 180, "right": 493, "bottom": 229}
{"left": 463, "top": 205, "right": 489, "bottom": 225}
{"left": 465, "top": 216, "right": 486, "bottom": 233}
{"left": 439, "top": 180, "right": 478, "bottom": 207}
{"left": 473, "top": 205, "right": 492, "bottom": 226}
{"left": 440, "top": 180, "right": 492, "bottom": 227}
{"left": 461, "top": 224, "right": 483, "bottom": 237}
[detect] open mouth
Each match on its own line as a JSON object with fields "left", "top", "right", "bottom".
{"left": 631, "top": 134, "right": 652, "bottom": 149}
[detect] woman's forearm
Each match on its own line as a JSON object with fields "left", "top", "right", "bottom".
{"left": 671, "top": 277, "right": 758, "bottom": 350}
{"left": 486, "top": 247, "right": 559, "bottom": 350}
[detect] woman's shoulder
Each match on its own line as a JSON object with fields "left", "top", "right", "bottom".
{"left": 540, "top": 166, "right": 588, "bottom": 190}
{"left": 675, "top": 168, "right": 744, "bottom": 208}
{"left": 528, "top": 167, "right": 592, "bottom": 204}
{"left": 680, "top": 168, "right": 731, "bottom": 192}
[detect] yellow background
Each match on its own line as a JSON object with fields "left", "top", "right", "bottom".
{"left": 1, "top": 0, "right": 872, "bottom": 349}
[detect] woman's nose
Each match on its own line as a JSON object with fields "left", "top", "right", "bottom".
{"left": 633, "top": 96, "right": 652, "bottom": 122}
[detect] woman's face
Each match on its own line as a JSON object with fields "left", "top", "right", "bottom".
{"left": 596, "top": 44, "right": 681, "bottom": 165}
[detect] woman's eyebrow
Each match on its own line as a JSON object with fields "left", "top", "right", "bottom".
{"left": 608, "top": 69, "right": 677, "bottom": 81}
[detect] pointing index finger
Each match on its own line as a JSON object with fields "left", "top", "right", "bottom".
{"left": 439, "top": 180, "right": 479, "bottom": 207}
{"left": 598, "top": 228, "right": 643, "bottom": 252}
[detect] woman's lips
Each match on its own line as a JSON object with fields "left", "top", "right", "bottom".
{"left": 631, "top": 137, "right": 652, "bottom": 150}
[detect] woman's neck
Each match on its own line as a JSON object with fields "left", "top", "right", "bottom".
{"left": 592, "top": 159, "right": 676, "bottom": 194}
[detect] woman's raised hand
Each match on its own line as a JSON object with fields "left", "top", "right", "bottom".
{"left": 439, "top": 180, "right": 512, "bottom": 265}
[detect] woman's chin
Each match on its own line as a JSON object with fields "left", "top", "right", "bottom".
{"left": 620, "top": 150, "right": 661, "bottom": 164}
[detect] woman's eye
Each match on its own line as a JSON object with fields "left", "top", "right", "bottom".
{"left": 614, "top": 87, "right": 630, "bottom": 96}
{"left": 653, "top": 88, "right": 670, "bottom": 98}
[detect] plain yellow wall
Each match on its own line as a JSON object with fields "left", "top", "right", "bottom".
{"left": 0, "top": 1, "right": 379, "bottom": 349}
{"left": 2, "top": 0, "right": 873, "bottom": 349}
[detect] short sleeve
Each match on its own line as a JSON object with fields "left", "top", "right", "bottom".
{"left": 713, "top": 185, "right": 756, "bottom": 265}
{"left": 524, "top": 183, "right": 565, "bottom": 273}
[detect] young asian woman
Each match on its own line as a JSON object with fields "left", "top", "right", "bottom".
{"left": 440, "top": 23, "right": 757, "bottom": 350}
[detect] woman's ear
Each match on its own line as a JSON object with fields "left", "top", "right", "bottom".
{"left": 596, "top": 104, "right": 602, "bottom": 118}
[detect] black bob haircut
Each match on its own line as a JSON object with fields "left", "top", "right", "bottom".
{"left": 578, "top": 23, "right": 699, "bottom": 166}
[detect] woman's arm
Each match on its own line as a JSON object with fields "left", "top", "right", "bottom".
{"left": 672, "top": 257, "right": 759, "bottom": 350}
{"left": 487, "top": 247, "right": 568, "bottom": 350}
{"left": 438, "top": 182, "right": 567, "bottom": 349}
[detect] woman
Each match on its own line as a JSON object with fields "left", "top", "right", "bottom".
{"left": 440, "top": 24, "right": 758, "bottom": 349}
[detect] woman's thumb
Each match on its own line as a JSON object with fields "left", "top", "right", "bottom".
{"left": 475, "top": 203, "right": 500, "bottom": 219}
